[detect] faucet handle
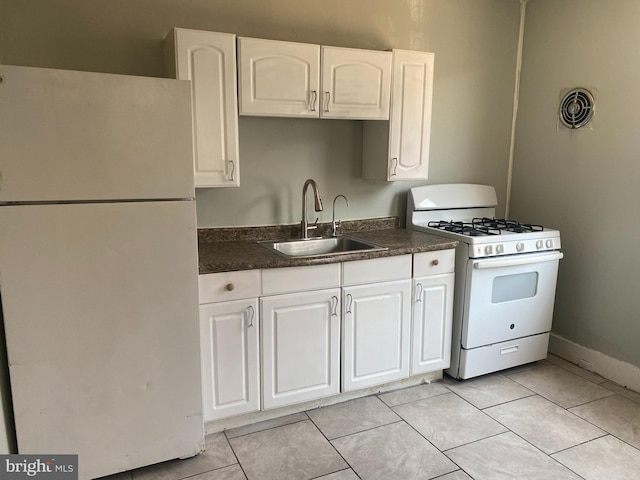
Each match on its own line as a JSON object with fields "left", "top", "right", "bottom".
{"left": 307, "top": 217, "right": 320, "bottom": 232}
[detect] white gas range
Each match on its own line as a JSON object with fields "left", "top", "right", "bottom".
{"left": 407, "top": 184, "right": 563, "bottom": 379}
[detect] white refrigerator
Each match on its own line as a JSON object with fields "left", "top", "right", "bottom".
{"left": 0, "top": 65, "right": 204, "bottom": 478}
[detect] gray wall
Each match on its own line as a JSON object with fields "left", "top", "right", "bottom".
{"left": 0, "top": 0, "right": 520, "bottom": 226}
{"left": 511, "top": 0, "right": 640, "bottom": 367}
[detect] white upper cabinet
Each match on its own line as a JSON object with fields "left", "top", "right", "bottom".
{"left": 164, "top": 28, "right": 240, "bottom": 187}
{"left": 321, "top": 46, "right": 391, "bottom": 120}
{"left": 238, "top": 38, "right": 320, "bottom": 117}
{"left": 238, "top": 38, "right": 391, "bottom": 120}
{"left": 363, "top": 49, "right": 435, "bottom": 181}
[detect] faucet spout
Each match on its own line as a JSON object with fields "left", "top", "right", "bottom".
{"left": 301, "top": 179, "right": 323, "bottom": 239}
{"left": 331, "top": 194, "right": 349, "bottom": 237}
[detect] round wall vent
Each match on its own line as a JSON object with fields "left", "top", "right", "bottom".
{"left": 559, "top": 88, "right": 595, "bottom": 129}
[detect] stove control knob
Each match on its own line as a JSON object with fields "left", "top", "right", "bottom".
{"left": 485, "top": 245, "right": 493, "bottom": 255}
{"left": 546, "top": 239, "right": 554, "bottom": 248}
{"left": 516, "top": 242, "right": 525, "bottom": 252}
{"left": 496, "top": 244, "right": 504, "bottom": 254}
{"left": 536, "top": 240, "right": 543, "bottom": 249}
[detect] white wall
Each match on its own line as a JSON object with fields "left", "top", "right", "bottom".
{"left": 511, "top": 0, "right": 640, "bottom": 368}
{"left": 0, "top": 0, "right": 520, "bottom": 226}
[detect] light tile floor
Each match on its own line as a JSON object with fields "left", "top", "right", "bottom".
{"left": 111, "top": 355, "right": 640, "bottom": 480}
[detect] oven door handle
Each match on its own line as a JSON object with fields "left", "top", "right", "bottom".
{"left": 473, "top": 251, "right": 564, "bottom": 269}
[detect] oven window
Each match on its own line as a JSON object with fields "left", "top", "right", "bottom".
{"left": 492, "top": 272, "right": 538, "bottom": 303}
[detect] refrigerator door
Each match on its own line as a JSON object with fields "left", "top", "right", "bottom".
{"left": 0, "top": 65, "right": 194, "bottom": 202}
{"left": 0, "top": 201, "right": 203, "bottom": 479}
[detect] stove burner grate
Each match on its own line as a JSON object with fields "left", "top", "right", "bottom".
{"left": 472, "top": 217, "right": 544, "bottom": 233}
{"left": 427, "top": 220, "right": 501, "bottom": 236}
{"left": 427, "top": 218, "right": 544, "bottom": 237}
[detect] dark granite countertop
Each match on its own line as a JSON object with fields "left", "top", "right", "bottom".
{"left": 198, "top": 217, "right": 458, "bottom": 275}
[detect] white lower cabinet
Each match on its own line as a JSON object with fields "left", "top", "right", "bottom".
{"left": 341, "top": 255, "right": 413, "bottom": 392}
{"left": 199, "top": 298, "right": 260, "bottom": 421}
{"left": 411, "top": 249, "right": 456, "bottom": 374}
{"left": 342, "top": 280, "right": 412, "bottom": 391}
{"left": 260, "top": 288, "right": 341, "bottom": 409}
{"left": 198, "top": 249, "right": 454, "bottom": 422}
{"left": 411, "top": 273, "right": 454, "bottom": 374}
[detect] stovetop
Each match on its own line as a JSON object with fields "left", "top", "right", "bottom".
{"left": 406, "top": 184, "right": 562, "bottom": 258}
{"left": 428, "top": 217, "right": 544, "bottom": 237}
{"left": 411, "top": 218, "right": 561, "bottom": 258}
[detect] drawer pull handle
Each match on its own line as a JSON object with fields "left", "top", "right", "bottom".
{"left": 225, "top": 283, "right": 235, "bottom": 292}
{"left": 501, "top": 345, "right": 519, "bottom": 355}
{"left": 431, "top": 259, "right": 440, "bottom": 266}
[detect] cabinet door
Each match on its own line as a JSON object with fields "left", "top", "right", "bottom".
{"left": 200, "top": 299, "right": 260, "bottom": 421}
{"left": 166, "top": 28, "right": 240, "bottom": 187}
{"left": 321, "top": 46, "right": 392, "bottom": 120}
{"left": 361, "top": 49, "right": 434, "bottom": 181}
{"left": 342, "top": 280, "right": 411, "bottom": 391}
{"left": 388, "top": 50, "right": 434, "bottom": 180}
{"left": 411, "top": 273, "right": 454, "bottom": 374}
{"left": 261, "top": 289, "right": 340, "bottom": 409}
{"left": 238, "top": 37, "right": 320, "bottom": 117}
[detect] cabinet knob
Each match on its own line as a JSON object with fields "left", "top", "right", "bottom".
{"left": 225, "top": 283, "right": 235, "bottom": 292}
{"left": 431, "top": 259, "right": 440, "bottom": 266}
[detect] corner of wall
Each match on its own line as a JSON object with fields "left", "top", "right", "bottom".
{"left": 549, "top": 333, "right": 640, "bottom": 393}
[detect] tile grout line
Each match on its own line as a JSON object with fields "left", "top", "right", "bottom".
{"left": 304, "top": 411, "right": 364, "bottom": 480}
{"left": 224, "top": 413, "right": 312, "bottom": 440}
{"left": 223, "top": 428, "right": 259, "bottom": 480}
{"left": 375, "top": 387, "right": 452, "bottom": 408}
{"left": 432, "top": 389, "right": 591, "bottom": 479}
{"left": 563, "top": 401, "right": 640, "bottom": 455}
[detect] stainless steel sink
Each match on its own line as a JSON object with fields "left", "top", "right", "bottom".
{"left": 260, "top": 236, "right": 387, "bottom": 258}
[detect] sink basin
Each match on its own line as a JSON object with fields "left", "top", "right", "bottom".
{"left": 260, "top": 236, "right": 388, "bottom": 258}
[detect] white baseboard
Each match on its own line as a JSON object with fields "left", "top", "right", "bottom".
{"left": 549, "top": 333, "right": 640, "bottom": 392}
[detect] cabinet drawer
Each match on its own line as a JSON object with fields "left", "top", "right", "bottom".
{"left": 413, "top": 249, "right": 455, "bottom": 277}
{"left": 262, "top": 263, "right": 341, "bottom": 295}
{"left": 342, "top": 255, "right": 412, "bottom": 286}
{"left": 199, "top": 269, "right": 261, "bottom": 304}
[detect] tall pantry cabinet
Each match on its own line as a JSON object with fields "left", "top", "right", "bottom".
{"left": 164, "top": 28, "right": 240, "bottom": 187}
{"left": 363, "top": 49, "right": 435, "bottom": 181}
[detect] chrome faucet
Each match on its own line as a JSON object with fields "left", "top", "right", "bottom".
{"left": 331, "top": 194, "right": 349, "bottom": 237}
{"left": 301, "top": 179, "right": 323, "bottom": 239}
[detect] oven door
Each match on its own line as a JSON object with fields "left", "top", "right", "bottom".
{"left": 461, "top": 251, "right": 563, "bottom": 349}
